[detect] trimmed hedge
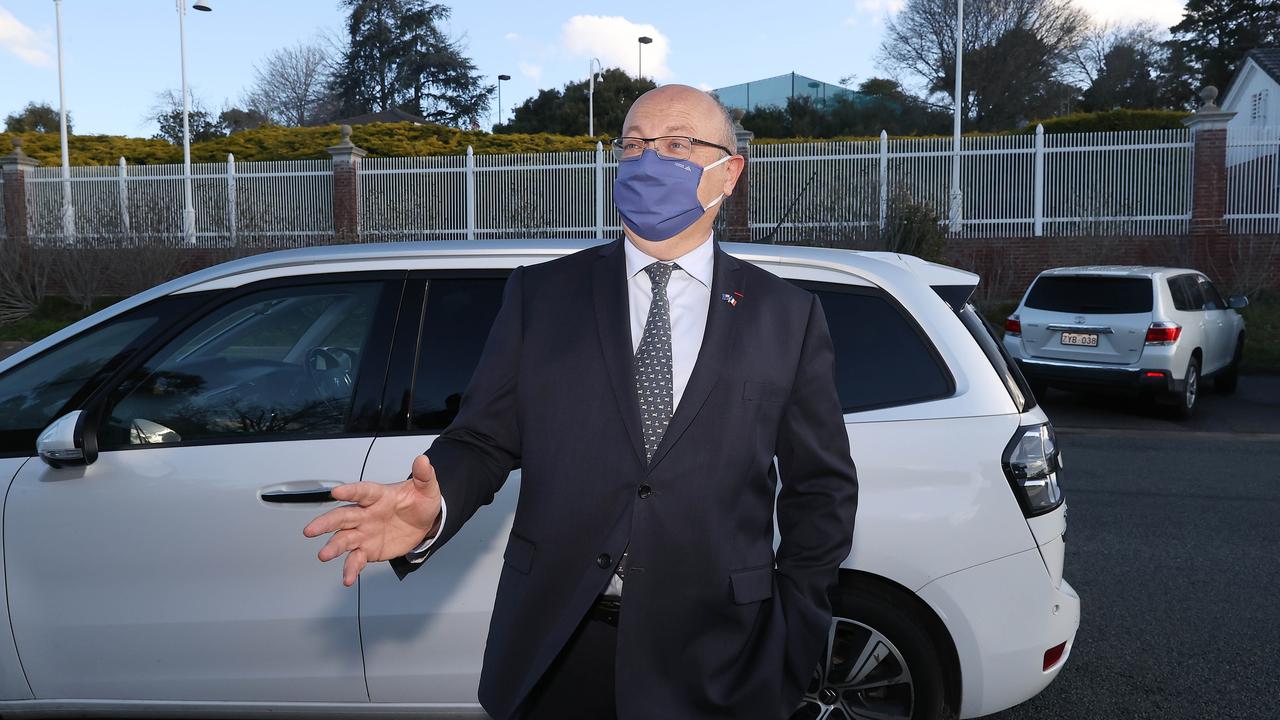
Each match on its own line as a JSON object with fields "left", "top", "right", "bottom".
{"left": 0, "top": 109, "right": 1195, "bottom": 166}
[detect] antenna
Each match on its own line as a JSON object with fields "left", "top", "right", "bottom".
{"left": 759, "top": 168, "right": 820, "bottom": 245}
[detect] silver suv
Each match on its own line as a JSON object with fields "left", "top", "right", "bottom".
{"left": 1003, "top": 266, "right": 1248, "bottom": 418}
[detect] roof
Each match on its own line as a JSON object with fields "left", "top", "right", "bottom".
{"left": 0, "top": 239, "right": 978, "bottom": 374}
{"left": 331, "top": 107, "right": 432, "bottom": 126}
{"left": 1039, "top": 265, "right": 1198, "bottom": 279}
{"left": 1223, "top": 48, "right": 1280, "bottom": 102}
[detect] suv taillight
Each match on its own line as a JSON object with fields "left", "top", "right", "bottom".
{"left": 1003, "top": 424, "right": 1063, "bottom": 516}
{"left": 1144, "top": 322, "right": 1181, "bottom": 345}
{"left": 1005, "top": 316, "right": 1022, "bottom": 336}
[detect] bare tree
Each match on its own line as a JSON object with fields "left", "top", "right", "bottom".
{"left": 1065, "top": 20, "right": 1165, "bottom": 88}
{"left": 878, "top": 0, "right": 1090, "bottom": 128}
{"left": 244, "top": 41, "right": 337, "bottom": 127}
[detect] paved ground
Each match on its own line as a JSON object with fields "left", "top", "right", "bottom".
{"left": 988, "top": 382, "right": 1280, "bottom": 719}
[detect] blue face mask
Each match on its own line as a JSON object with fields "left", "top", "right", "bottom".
{"left": 614, "top": 149, "right": 731, "bottom": 242}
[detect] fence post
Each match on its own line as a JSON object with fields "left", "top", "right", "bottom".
{"left": 1, "top": 137, "right": 38, "bottom": 246}
{"left": 465, "top": 145, "right": 476, "bottom": 240}
{"left": 723, "top": 109, "right": 753, "bottom": 242}
{"left": 226, "top": 153, "right": 237, "bottom": 246}
{"left": 1182, "top": 86, "right": 1236, "bottom": 282}
{"left": 1033, "top": 124, "right": 1045, "bottom": 237}
{"left": 878, "top": 130, "right": 888, "bottom": 231}
{"left": 117, "top": 156, "right": 131, "bottom": 237}
{"left": 595, "top": 141, "right": 605, "bottom": 238}
{"left": 326, "top": 125, "right": 367, "bottom": 241}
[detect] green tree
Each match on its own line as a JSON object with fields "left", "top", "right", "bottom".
{"left": 331, "top": 0, "right": 492, "bottom": 127}
{"left": 150, "top": 90, "right": 227, "bottom": 144}
{"left": 5, "top": 102, "right": 68, "bottom": 133}
{"left": 496, "top": 68, "right": 656, "bottom": 136}
{"left": 1165, "top": 0, "right": 1280, "bottom": 99}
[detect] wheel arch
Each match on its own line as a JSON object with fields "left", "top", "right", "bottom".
{"left": 837, "top": 569, "right": 962, "bottom": 718}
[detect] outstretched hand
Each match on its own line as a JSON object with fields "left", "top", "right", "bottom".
{"left": 303, "top": 454, "right": 443, "bottom": 586}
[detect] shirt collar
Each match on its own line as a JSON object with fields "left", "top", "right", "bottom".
{"left": 623, "top": 231, "right": 715, "bottom": 290}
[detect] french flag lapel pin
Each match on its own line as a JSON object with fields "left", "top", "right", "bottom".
{"left": 721, "top": 290, "right": 742, "bottom": 307}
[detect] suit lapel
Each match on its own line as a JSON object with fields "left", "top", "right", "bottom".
{"left": 646, "top": 241, "right": 743, "bottom": 471}
{"left": 593, "top": 238, "right": 648, "bottom": 468}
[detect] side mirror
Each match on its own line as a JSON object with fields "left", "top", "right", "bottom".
{"left": 1227, "top": 294, "right": 1249, "bottom": 310}
{"left": 37, "top": 410, "right": 98, "bottom": 468}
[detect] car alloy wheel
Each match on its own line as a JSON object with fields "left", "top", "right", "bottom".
{"left": 792, "top": 616, "right": 915, "bottom": 720}
{"left": 1184, "top": 361, "right": 1198, "bottom": 410}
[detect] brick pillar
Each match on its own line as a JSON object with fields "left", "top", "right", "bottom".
{"left": 327, "top": 125, "right": 367, "bottom": 242}
{"left": 1182, "top": 86, "right": 1236, "bottom": 281}
{"left": 1, "top": 137, "right": 39, "bottom": 245}
{"left": 723, "top": 109, "right": 753, "bottom": 243}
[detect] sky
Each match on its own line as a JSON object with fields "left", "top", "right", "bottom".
{"left": 0, "top": 0, "right": 1188, "bottom": 138}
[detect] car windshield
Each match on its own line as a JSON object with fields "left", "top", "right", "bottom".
{"left": 1024, "top": 276, "right": 1153, "bottom": 314}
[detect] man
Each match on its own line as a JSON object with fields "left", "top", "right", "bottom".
{"left": 303, "top": 84, "right": 859, "bottom": 720}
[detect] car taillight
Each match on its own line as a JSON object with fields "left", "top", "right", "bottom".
{"left": 1005, "top": 316, "right": 1022, "bottom": 336}
{"left": 1044, "top": 641, "right": 1068, "bottom": 671}
{"left": 1144, "top": 322, "right": 1181, "bottom": 345}
{"left": 1002, "top": 424, "right": 1063, "bottom": 517}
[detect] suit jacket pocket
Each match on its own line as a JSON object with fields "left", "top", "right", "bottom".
{"left": 729, "top": 565, "right": 775, "bottom": 604}
{"left": 743, "top": 379, "right": 789, "bottom": 403}
{"left": 503, "top": 531, "right": 536, "bottom": 575}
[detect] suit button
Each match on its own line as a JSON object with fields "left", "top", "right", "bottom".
{"left": 596, "top": 553, "right": 612, "bottom": 569}
{"left": 638, "top": 483, "right": 652, "bottom": 499}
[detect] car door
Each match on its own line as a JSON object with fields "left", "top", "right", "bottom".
{"left": 1196, "top": 276, "right": 1230, "bottom": 373}
{"left": 5, "top": 272, "right": 402, "bottom": 703}
{"left": 358, "top": 272, "right": 516, "bottom": 704}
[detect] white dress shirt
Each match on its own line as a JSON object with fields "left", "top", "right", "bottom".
{"left": 405, "top": 233, "right": 715, "bottom": 577}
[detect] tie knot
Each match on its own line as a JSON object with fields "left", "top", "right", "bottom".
{"left": 644, "top": 261, "right": 677, "bottom": 289}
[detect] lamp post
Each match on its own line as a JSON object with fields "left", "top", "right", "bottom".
{"left": 637, "top": 36, "right": 652, "bottom": 79}
{"left": 176, "top": 0, "right": 211, "bottom": 245}
{"left": 53, "top": 0, "right": 74, "bottom": 239}
{"left": 588, "top": 58, "right": 604, "bottom": 136}
{"left": 497, "top": 74, "right": 510, "bottom": 126}
{"left": 949, "top": 0, "right": 964, "bottom": 234}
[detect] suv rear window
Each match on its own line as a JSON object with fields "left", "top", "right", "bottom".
{"left": 1025, "top": 276, "right": 1153, "bottom": 314}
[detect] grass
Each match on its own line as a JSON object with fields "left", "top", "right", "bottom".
{"left": 977, "top": 294, "right": 1280, "bottom": 374}
{"left": 0, "top": 296, "right": 127, "bottom": 343}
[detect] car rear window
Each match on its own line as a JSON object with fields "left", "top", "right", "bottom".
{"left": 1024, "top": 276, "right": 1153, "bottom": 314}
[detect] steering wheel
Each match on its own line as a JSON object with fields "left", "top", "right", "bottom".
{"left": 305, "top": 346, "right": 356, "bottom": 414}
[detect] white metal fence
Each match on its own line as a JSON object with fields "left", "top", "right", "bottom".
{"left": 1227, "top": 126, "right": 1280, "bottom": 234}
{"left": 10, "top": 125, "right": 1276, "bottom": 246}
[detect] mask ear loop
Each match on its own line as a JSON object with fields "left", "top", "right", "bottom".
{"left": 700, "top": 153, "right": 733, "bottom": 211}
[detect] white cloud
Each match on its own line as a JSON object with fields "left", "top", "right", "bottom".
{"left": 518, "top": 61, "right": 542, "bottom": 81}
{"left": 0, "top": 6, "right": 53, "bottom": 67}
{"left": 561, "top": 15, "right": 671, "bottom": 81}
{"left": 848, "top": 0, "right": 904, "bottom": 25}
{"left": 504, "top": 31, "right": 520, "bottom": 42}
{"left": 697, "top": 82, "right": 713, "bottom": 92}
{"left": 1071, "top": 0, "right": 1183, "bottom": 26}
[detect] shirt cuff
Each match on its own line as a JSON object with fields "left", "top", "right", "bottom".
{"left": 405, "top": 496, "right": 446, "bottom": 564}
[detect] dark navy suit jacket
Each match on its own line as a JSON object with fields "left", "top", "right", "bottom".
{"left": 389, "top": 237, "right": 859, "bottom": 720}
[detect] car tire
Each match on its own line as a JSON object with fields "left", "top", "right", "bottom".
{"left": 792, "top": 583, "right": 948, "bottom": 720}
{"left": 1214, "top": 338, "right": 1242, "bottom": 394}
{"left": 1170, "top": 356, "right": 1200, "bottom": 420}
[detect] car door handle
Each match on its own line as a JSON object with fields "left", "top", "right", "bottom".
{"left": 260, "top": 482, "right": 343, "bottom": 504}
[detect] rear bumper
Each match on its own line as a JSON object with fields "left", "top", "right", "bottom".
{"left": 917, "top": 547, "right": 1081, "bottom": 718}
{"left": 1015, "top": 357, "right": 1182, "bottom": 395}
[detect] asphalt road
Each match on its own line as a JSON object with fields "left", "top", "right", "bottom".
{"left": 989, "top": 377, "right": 1280, "bottom": 720}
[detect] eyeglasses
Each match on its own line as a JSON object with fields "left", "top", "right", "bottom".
{"left": 610, "top": 135, "right": 734, "bottom": 162}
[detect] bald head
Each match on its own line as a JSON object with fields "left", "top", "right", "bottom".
{"left": 622, "top": 84, "right": 737, "bottom": 156}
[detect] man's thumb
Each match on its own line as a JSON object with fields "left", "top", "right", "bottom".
{"left": 410, "top": 454, "right": 438, "bottom": 491}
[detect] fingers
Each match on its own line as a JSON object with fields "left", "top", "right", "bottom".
{"left": 411, "top": 454, "right": 438, "bottom": 492}
{"left": 317, "top": 528, "right": 363, "bottom": 563}
{"left": 329, "top": 481, "right": 383, "bottom": 507}
{"left": 343, "top": 548, "right": 367, "bottom": 587}
{"left": 302, "top": 505, "right": 364, "bottom": 538}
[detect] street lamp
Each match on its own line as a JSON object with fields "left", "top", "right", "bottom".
{"left": 53, "top": 0, "right": 74, "bottom": 239}
{"left": 637, "top": 36, "right": 652, "bottom": 79}
{"left": 497, "top": 74, "right": 511, "bottom": 126}
{"left": 176, "top": 0, "right": 211, "bottom": 245}
{"left": 588, "top": 58, "right": 604, "bottom": 136}
{"left": 949, "top": 0, "right": 964, "bottom": 234}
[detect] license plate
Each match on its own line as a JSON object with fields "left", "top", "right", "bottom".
{"left": 1060, "top": 332, "right": 1099, "bottom": 347}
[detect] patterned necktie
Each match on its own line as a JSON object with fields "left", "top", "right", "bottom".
{"left": 634, "top": 261, "right": 677, "bottom": 462}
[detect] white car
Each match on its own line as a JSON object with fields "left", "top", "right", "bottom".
{"left": 0, "top": 240, "right": 1078, "bottom": 720}
{"left": 1002, "top": 266, "right": 1248, "bottom": 419}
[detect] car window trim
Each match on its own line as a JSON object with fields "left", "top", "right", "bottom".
{"left": 80, "top": 269, "right": 407, "bottom": 453}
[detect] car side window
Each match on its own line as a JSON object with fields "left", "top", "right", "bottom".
{"left": 98, "top": 281, "right": 385, "bottom": 449}
{"left": 1167, "top": 276, "right": 1195, "bottom": 312}
{"left": 797, "top": 283, "right": 954, "bottom": 413}
{"left": 409, "top": 277, "right": 508, "bottom": 433}
{"left": 1198, "top": 278, "right": 1226, "bottom": 311}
